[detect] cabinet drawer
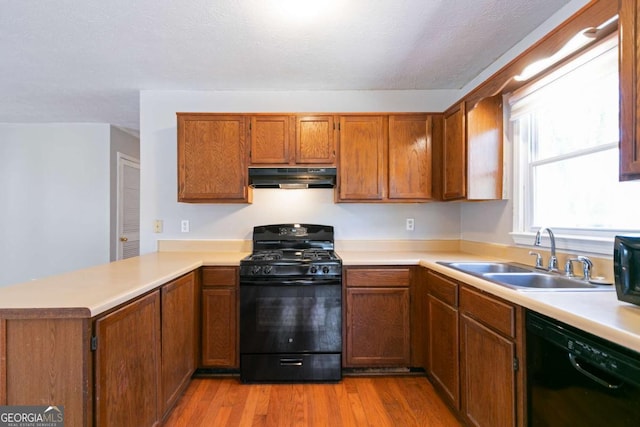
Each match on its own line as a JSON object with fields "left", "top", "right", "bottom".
{"left": 459, "top": 286, "right": 515, "bottom": 338}
{"left": 346, "top": 268, "right": 411, "bottom": 287}
{"left": 427, "top": 271, "right": 458, "bottom": 307}
{"left": 202, "top": 267, "right": 238, "bottom": 287}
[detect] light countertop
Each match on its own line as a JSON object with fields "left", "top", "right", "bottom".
{"left": 1, "top": 249, "right": 639, "bottom": 354}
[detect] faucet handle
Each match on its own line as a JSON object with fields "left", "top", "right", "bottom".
{"left": 576, "top": 256, "right": 593, "bottom": 281}
{"left": 565, "top": 258, "right": 578, "bottom": 277}
{"left": 565, "top": 256, "right": 593, "bottom": 281}
{"left": 528, "top": 251, "right": 544, "bottom": 268}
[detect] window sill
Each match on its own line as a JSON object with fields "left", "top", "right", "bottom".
{"left": 510, "top": 232, "right": 614, "bottom": 256}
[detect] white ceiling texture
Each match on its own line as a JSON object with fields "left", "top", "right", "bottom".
{"left": 0, "top": 0, "right": 571, "bottom": 130}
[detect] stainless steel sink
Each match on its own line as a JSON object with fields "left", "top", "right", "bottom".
{"left": 482, "top": 272, "right": 611, "bottom": 291}
{"left": 437, "top": 261, "right": 614, "bottom": 292}
{"left": 442, "top": 261, "right": 531, "bottom": 274}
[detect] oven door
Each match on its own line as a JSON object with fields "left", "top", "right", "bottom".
{"left": 239, "top": 277, "right": 342, "bottom": 354}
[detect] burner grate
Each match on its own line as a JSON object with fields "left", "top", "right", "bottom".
{"left": 250, "top": 250, "right": 283, "bottom": 261}
{"left": 302, "top": 249, "right": 333, "bottom": 260}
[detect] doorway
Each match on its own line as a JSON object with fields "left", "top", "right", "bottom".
{"left": 116, "top": 152, "right": 140, "bottom": 260}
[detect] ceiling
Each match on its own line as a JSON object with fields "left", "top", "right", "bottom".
{"left": 0, "top": 0, "right": 572, "bottom": 130}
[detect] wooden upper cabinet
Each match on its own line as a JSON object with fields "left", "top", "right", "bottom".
{"left": 388, "top": 114, "right": 432, "bottom": 200}
{"left": 177, "top": 114, "right": 250, "bottom": 203}
{"left": 466, "top": 94, "right": 503, "bottom": 200}
{"left": 619, "top": 0, "right": 640, "bottom": 181}
{"left": 249, "top": 115, "right": 292, "bottom": 164}
{"left": 442, "top": 103, "right": 466, "bottom": 200}
{"left": 438, "top": 96, "right": 503, "bottom": 201}
{"left": 338, "top": 115, "right": 387, "bottom": 201}
{"left": 249, "top": 114, "right": 336, "bottom": 165}
{"left": 296, "top": 115, "right": 337, "bottom": 164}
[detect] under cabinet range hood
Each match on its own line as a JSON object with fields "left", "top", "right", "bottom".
{"left": 249, "top": 167, "right": 336, "bottom": 189}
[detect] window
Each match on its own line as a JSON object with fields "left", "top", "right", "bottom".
{"left": 509, "top": 34, "right": 640, "bottom": 254}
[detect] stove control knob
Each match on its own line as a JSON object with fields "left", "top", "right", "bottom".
{"left": 263, "top": 265, "right": 272, "bottom": 274}
{"left": 322, "top": 266, "right": 330, "bottom": 274}
{"left": 310, "top": 266, "right": 318, "bottom": 274}
{"left": 252, "top": 266, "right": 262, "bottom": 275}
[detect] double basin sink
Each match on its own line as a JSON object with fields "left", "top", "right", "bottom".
{"left": 437, "top": 261, "right": 614, "bottom": 292}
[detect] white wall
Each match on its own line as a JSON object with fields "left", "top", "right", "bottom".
{"left": 460, "top": 0, "right": 591, "bottom": 246}
{"left": 139, "top": 90, "right": 462, "bottom": 254}
{"left": 0, "top": 123, "right": 111, "bottom": 287}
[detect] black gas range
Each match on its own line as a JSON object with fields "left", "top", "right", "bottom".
{"left": 239, "top": 224, "right": 342, "bottom": 383}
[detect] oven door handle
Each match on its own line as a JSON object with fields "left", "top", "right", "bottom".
{"left": 241, "top": 278, "right": 341, "bottom": 286}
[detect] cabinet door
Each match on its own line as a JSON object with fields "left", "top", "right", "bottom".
{"left": 338, "top": 115, "right": 386, "bottom": 201}
{"left": 177, "top": 114, "right": 249, "bottom": 202}
{"left": 427, "top": 294, "right": 460, "bottom": 409}
{"left": 345, "top": 287, "right": 410, "bottom": 367}
{"left": 388, "top": 114, "right": 432, "bottom": 200}
{"left": 460, "top": 314, "right": 516, "bottom": 427}
{"left": 160, "top": 272, "right": 196, "bottom": 417}
{"left": 250, "top": 115, "right": 292, "bottom": 164}
{"left": 94, "top": 291, "right": 161, "bottom": 427}
{"left": 442, "top": 103, "right": 466, "bottom": 200}
{"left": 619, "top": 0, "right": 640, "bottom": 180}
{"left": 467, "top": 95, "right": 503, "bottom": 200}
{"left": 411, "top": 267, "right": 429, "bottom": 368}
{"left": 296, "top": 115, "right": 336, "bottom": 164}
{"left": 201, "top": 287, "right": 238, "bottom": 368}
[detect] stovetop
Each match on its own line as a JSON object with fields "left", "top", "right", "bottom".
{"left": 241, "top": 224, "right": 341, "bottom": 278}
{"left": 245, "top": 249, "right": 340, "bottom": 262}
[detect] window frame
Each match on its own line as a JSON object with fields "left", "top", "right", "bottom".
{"left": 508, "top": 33, "right": 629, "bottom": 255}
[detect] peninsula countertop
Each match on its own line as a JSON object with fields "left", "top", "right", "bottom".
{"left": 1, "top": 249, "right": 639, "bottom": 353}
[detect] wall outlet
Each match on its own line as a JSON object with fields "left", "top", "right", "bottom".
{"left": 153, "top": 219, "right": 163, "bottom": 233}
{"left": 181, "top": 220, "right": 190, "bottom": 233}
{"left": 406, "top": 218, "right": 415, "bottom": 231}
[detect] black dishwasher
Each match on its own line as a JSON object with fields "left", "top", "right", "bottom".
{"left": 527, "top": 311, "right": 640, "bottom": 426}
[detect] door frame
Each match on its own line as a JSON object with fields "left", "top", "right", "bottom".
{"left": 116, "top": 152, "right": 140, "bottom": 260}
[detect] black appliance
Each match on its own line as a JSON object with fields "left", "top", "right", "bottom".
{"left": 614, "top": 235, "right": 640, "bottom": 306}
{"left": 239, "top": 224, "right": 342, "bottom": 382}
{"left": 527, "top": 311, "right": 640, "bottom": 426}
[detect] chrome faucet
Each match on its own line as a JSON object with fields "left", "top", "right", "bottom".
{"left": 534, "top": 227, "right": 558, "bottom": 272}
{"left": 564, "top": 256, "right": 593, "bottom": 281}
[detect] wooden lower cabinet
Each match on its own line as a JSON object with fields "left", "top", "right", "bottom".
{"left": 423, "top": 269, "right": 524, "bottom": 426}
{"left": 0, "top": 271, "right": 200, "bottom": 426}
{"left": 426, "top": 270, "right": 460, "bottom": 409}
{"left": 460, "top": 314, "right": 515, "bottom": 427}
{"left": 160, "top": 272, "right": 197, "bottom": 418}
{"left": 94, "top": 291, "right": 162, "bottom": 427}
{"left": 200, "top": 267, "right": 239, "bottom": 368}
{"left": 459, "top": 285, "right": 523, "bottom": 427}
{"left": 0, "top": 316, "right": 92, "bottom": 426}
{"left": 344, "top": 267, "right": 411, "bottom": 367}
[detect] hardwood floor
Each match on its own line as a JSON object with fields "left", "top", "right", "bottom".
{"left": 164, "top": 375, "right": 462, "bottom": 426}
